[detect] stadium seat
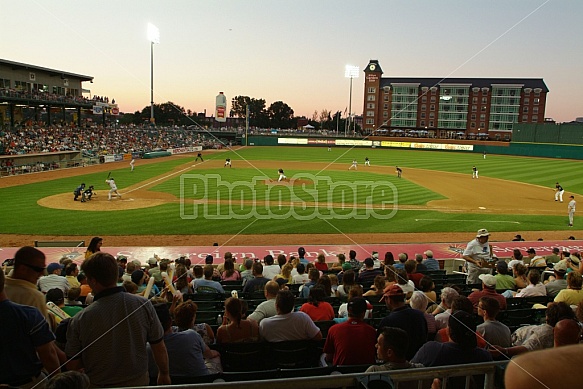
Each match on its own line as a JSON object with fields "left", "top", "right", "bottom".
{"left": 215, "top": 342, "right": 268, "bottom": 372}
{"left": 268, "top": 340, "right": 321, "bottom": 369}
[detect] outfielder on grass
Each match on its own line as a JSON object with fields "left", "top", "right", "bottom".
{"left": 105, "top": 178, "right": 121, "bottom": 201}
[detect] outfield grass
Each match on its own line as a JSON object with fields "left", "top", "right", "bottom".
{"left": 1, "top": 146, "right": 582, "bottom": 236}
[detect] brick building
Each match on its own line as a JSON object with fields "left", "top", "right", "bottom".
{"left": 362, "top": 59, "right": 548, "bottom": 140}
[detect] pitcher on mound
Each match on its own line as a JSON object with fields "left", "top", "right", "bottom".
{"left": 277, "top": 169, "right": 287, "bottom": 182}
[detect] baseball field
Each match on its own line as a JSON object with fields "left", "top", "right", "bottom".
{"left": 1, "top": 145, "right": 582, "bottom": 247}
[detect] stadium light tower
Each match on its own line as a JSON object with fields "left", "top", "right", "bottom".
{"left": 345, "top": 65, "right": 359, "bottom": 135}
{"left": 148, "top": 23, "right": 160, "bottom": 125}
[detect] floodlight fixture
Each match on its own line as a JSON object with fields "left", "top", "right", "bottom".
{"left": 148, "top": 23, "right": 160, "bottom": 44}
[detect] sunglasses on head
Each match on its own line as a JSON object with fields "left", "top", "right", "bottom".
{"left": 21, "top": 262, "right": 46, "bottom": 273}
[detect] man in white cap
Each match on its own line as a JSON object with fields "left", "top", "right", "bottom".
{"left": 462, "top": 229, "right": 494, "bottom": 284}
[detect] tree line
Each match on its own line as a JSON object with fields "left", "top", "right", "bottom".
{"left": 119, "top": 98, "right": 357, "bottom": 131}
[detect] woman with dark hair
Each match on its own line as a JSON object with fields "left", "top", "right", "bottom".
{"left": 336, "top": 269, "right": 356, "bottom": 298}
{"left": 419, "top": 276, "right": 437, "bottom": 304}
{"left": 363, "top": 275, "right": 386, "bottom": 298}
{"left": 314, "top": 253, "right": 329, "bottom": 272}
{"left": 515, "top": 269, "right": 546, "bottom": 297}
{"left": 216, "top": 297, "right": 259, "bottom": 343}
{"left": 277, "top": 254, "right": 287, "bottom": 268}
{"left": 383, "top": 252, "right": 395, "bottom": 267}
{"left": 85, "top": 237, "right": 103, "bottom": 259}
{"left": 300, "top": 285, "right": 335, "bottom": 321}
{"left": 316, "top": 274, "right": 333, "bottom": 297}
{"left": 221, "top": 259, "right": 241, "bottom": 281}
{"left": 173, "top": 264, "right": 192, "bottom": 294}
{"left": 173, "top": 300, "right": 215, "bottom": 346}
{"left": 65, "top": 263, "right": 80, "bottom": 288}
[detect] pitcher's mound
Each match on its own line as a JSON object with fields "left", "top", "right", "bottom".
{"left": 263, "top": 179, "right": 314, "bottom": 186}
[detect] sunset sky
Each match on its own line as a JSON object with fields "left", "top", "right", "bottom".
{"left": 3, "top": 0, "right": 581, "bottom": 122}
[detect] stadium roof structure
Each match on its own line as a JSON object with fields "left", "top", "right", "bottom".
{"left": 0, "top": 58, "right": 94, "bottom": 82}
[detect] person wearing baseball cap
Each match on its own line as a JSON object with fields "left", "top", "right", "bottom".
{"left": 462, "top": 229, "right": 494, "bottom": 285}
{"left": 38, "top": 262, "right": 69, "bottom": 294}
{"left": 378, "top": 284, "right": 427, "bottom": 359}
{"left": 466, "top": 274, "right": 507, "bottom": 312}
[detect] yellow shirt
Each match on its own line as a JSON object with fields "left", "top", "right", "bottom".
{"left": 554, "top": 289, "right": 583, "bottom": 306}
{"left": 4, "top": 276, "right": 49, "bottom": 320}
{"left": 66, "top": 275, "right": 81, "bottom": 289}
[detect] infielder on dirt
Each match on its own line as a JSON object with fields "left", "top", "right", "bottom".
{"left": 349, "top": 160, "right": 358, "bottom": 170}
{"left": 105, "top": 177, "right": 122, "bottom": 200}
{"left": 472, "top": 166, "right": 478, "bottom": 179}
{"left": 555, "top": 182, "right": 564, "bottom": 202}
{"left": 364, "top": 157, "right": 370, "bottom": 166}
{"left": 224, "top": 158, "right": 232, "bottom": 168}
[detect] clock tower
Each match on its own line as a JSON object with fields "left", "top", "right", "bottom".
{"left": 363, "top": 60, "right": 384, "bottom": 134}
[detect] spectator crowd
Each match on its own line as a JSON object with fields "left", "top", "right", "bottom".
{"left": 1, "top": 230, "right": 583, "bottom": 388}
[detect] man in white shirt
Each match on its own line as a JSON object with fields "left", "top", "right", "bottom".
{"left": 462, "top": 229, "right": 494, "bottom": 284}
{"left": 38, "top": 263, "right": 69, "bottom": 294}
{"left": 262, "top": 255, "right": 281, "bottom": 281}
{"left": 259, "top": 290, "right": 322, "bottom": 342}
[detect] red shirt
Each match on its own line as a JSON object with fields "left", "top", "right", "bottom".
{"left": 315, "top": 262, "right": 329, "bottom": 271}
{"left": 300, "top": 302, "right": 335, "bottom": 322}
{"left": 323, "top": 319, "right": 377, "bottom": 365}
{"left": 408, "top": 273, "right": 424, "bottom": 288}
{"left": 467, "top": 288, "right": 507, "bottom": 312}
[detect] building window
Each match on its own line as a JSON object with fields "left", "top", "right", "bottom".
{"left": 472, "top": 106, "right": 477, "bottom": 112}
{"left": 430, "top": 87, "right": 437, "bottom": 94}
{"left": 367, "top": 95, "right": 375, "bottom": 101}
{"left": 367, "top": 103, "right": 375, "bottom": 109}
{"left": 383, "top": 111, "right": 388, "bottom": 118}
{"left": 524, "top": 88, "right": 532, "bottom": 94}
{"left": 481, "top": 106, "right": 486, "bottom": 112}
{"left": 383, "top": 103, "right": 388, "bottom": 109}
{"left": 522, "top": 115, "right": 528, "bottom": 122}
{"left": 472, "top": 97, "right": 477, "bottom": 104}
{"left": 420, "top": 120, "right": 425, "bottom": 126}
{"left": 533, "top": 98, "right": 540, "bottom": 104}
{"left": 480, "top": 122, "right": 485, "bottom": 128}
{"left": 368, "top": 87, "right": 376, "bottom": 93}
{"left": 421, "top": 104, "right": 426, "bottom": 111}
{"left": 470, "top": 122, "right": 476, "bottom": 129}
{"left": 384, "top": 95, "right": 389, "bottom": 101}
{"left": 532, "top": 115, "right": 538, "bottom": 121}
{"left": 367, "top": 111, "right": 374, "bottom": 117}
{"left": 366, "top": 118, "right": 374, "bottom": 124}
{"left": 429, "top": 112, "right": 435, "bottom": 119}
{"left": 533, "top": 107, "right": 539, "bottom": 114}
{"left": 480, "top": 114, "right": 486, "bottom": 120}
{"left": 0, "top": 79, "right": 10, "bottom": 88}
{"left": 421, "top": 96, "right": 427, "bottom": 103}
{"left": 481, "top": 97, "right": 487, "bottom": 104}
{"left": 523, "top": 107, "right": 529, "bottom": 113}
{"left": 429, "top": 121, "right": 434, "bottom": 127}
{"left": 471, "top": 114, "right": 476, "bottom": 120}
{"left": 524, "top": 98, "right": 530, "bottom": 104}
{"left": 420, "top": 112, "right": 426, "bottom": 119}
{"left": 430, "top": 105, "right": 435, "bottom": 111}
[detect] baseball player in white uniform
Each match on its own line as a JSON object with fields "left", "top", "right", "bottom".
{"left": 105, "top": 178, "right": 121, "bottom": 200}
{"left": 349, "top": 159, "right": 358, "bottom": 170}
{"left": 277, "top": 169, "right": 287, "bottom": 182}
{"left": 472, "top": 166, "right": 478, "bottom": 179}
{"left": 364, "top": 157, "right": 370, "bottom": 166}
{"left": 568, "top": 195, "right": 576, "bottom": 227}
{"left": 555, "top": 182, "right": 564, "bottom": 202}
{"left": 130, "top": 159, "right": 135, "bottom": 171}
